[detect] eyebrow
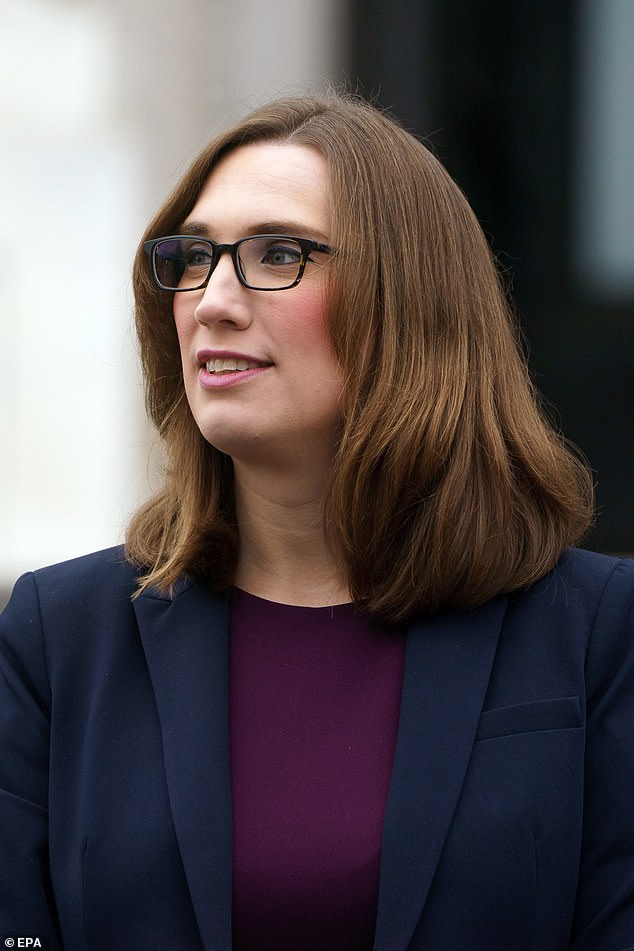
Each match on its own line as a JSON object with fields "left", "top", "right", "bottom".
{"left": 178, "top": 219, "right": 329, "bottom": 241}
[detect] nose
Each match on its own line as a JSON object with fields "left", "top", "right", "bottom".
{"left": 193, "top": 252, "right": 252, "bottom": 330}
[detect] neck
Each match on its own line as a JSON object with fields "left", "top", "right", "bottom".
{"left": 232, "top": 457, "right": 349, "bottom": 607}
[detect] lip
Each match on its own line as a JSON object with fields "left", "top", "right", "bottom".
{"left": 196, "top": 349, "right": 271, "bottom": 363}
{"left": 196, "top": 348, "right": 273, "bottom": 389}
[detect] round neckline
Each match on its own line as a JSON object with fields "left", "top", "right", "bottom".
{"left": 231, "top": 586, "right": 355, "bottom": 612}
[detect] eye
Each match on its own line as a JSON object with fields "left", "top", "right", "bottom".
{"left": 260, "top": 241, "right": 302, "bottom": 267}
{"left": 183, "top": 243, "right": 213, "bottom": 269}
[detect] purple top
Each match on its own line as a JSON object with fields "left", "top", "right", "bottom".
{"left": 229, "top": 589, "right": 406, "bottom": 950}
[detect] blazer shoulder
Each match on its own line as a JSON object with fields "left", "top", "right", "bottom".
{"left": 502, "top": 547, "right": 634, "bottom": 651}
{"left": 557, "top": 545, "right": 633, "bottom": 578}
{"left": 30, "top": 545, "right": 140, "bottom": 599}
{"left": 534, "top": 547, "right": 634, "bottom": 606}
{"left": 0, "top": 548, "right": 137, "bottom": 707}
{"left": 3, "top": 546, "right": 140, "bottom": 630}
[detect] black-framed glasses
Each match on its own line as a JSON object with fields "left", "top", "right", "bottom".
{"left": 143, "top": 234, "right": 334, "bottom": 292}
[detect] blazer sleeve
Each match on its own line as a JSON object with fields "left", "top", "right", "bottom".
{"left": 0, "top": 573, "right": 63, "bottom": 947}
{"left": 570, "top": 557, "right": 634, "bottom": 951}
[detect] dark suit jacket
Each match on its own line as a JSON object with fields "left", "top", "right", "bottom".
{"left": 1, "top": 546, "right": 634, "bottom": 950}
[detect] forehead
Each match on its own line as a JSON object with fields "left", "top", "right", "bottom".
{"left": 184, "top": 142, "right": 331, "bottom": 238}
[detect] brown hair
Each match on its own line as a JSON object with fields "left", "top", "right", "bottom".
{"left": 126, "top": 92, "right": 593, "bottom": 622}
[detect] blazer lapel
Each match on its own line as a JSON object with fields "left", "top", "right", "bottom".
{"left": 373, "top": 597, "right": 507, "bottom": 951}
{"left": 134, "top": 580, "right": 232, "bottom": 951}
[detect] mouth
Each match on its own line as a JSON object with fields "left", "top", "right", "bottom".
{"left": 203, "top": 357, "right": 268, "bottom": 376}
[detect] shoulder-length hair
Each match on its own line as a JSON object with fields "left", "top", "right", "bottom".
{"left": 126, "top": 91, "right": 593, "bottom": 622}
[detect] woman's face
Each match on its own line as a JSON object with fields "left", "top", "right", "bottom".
{"left": 172, "top": 141, "right": 343, "bottom": 469}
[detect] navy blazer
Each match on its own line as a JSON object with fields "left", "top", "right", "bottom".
{"left": 1, "top": 546, "right": 634, "bottom": 950}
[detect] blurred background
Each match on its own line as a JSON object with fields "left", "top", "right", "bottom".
{"left": 1, "top": 0, "right": 633, "bottom": 606}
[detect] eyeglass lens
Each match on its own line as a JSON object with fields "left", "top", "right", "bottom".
{"left": 153, "top": 236, "right": 306, "bottom": 290}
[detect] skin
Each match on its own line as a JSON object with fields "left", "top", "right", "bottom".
{"left": 173, "top": 142, "right": 350, "bottom": 605}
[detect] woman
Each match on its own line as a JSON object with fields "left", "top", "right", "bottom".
{"left": 1, "top": 93, "right": 633, "bottom": 950}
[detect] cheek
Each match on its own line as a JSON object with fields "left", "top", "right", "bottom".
{"left": 173, "top": 296, "right": 191, "bottom": 332}
{"left": 281, "top": 288, "right": 333, "bottom": 355}
{"left": 301, "top": 285, "right": 328, "bottom": 325}
{"left": 173, "top": 301, "right": 196, "bottom": 357}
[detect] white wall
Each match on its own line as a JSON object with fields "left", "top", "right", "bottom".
{"left": 0, "top": 0, "right": 346, "bottom": 593}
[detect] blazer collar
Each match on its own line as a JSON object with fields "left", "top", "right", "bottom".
{"left": 134, "top": 579, "right": 506, "bottom": 951}
{"left": 134, "top": 580, "right": 233, "bottom": 951}
{"left": 373, "top": 597, "right": 507, "bottom": 951}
